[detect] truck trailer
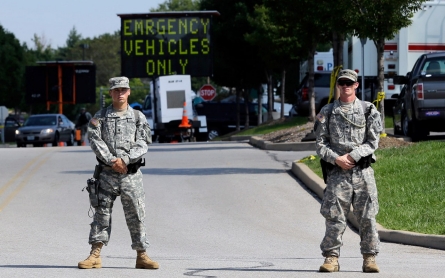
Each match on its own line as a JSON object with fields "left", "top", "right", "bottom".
{"left": 344, "top": 0, "right": 445, "bottom": 99}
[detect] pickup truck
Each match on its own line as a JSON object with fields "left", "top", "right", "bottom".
{"left": 392, "top": 52, "right": 445, "bottom": 141}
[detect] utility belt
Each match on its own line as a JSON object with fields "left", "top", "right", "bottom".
{"left": 96, "top": 157, "right": 145, "bottom": 174}
{"left": 320, "top": 155, "right": 373, "bottom": 183}
{"left": 127, "top": 158, "right": 145, "bottom": 173}
{"left": 83, "top": 157, "right": 145, "bottom": 212}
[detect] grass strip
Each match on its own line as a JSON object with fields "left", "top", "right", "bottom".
{"left": 213, "top": 116, "right": 308, "bottom": 141}
{"left": 301, "top": 140, "right": 445, "bottom": 235}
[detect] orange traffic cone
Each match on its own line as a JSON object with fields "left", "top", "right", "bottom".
{"left": 179, "top": 101, "right": 191, "bottom": 128}
{"left": 75, "top": 130, "right": 82, "bottom": 141}
{"left": 58, "top": 142, "right": 65, "bottom": 147}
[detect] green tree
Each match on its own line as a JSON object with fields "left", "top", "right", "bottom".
{"left": 21, "top": 34, "right": 60, "bottom": 115}
{"left": 0, "top": 25, "right": 25, "bottom": 112}
{"left": 66, "top": 26, "right": 82, "bottom": 48}
{"left": 246, "top": 4, "right": 303, "bottom": 120}
{"left": 351, "top": 0, "right": 427, "bottom": 128}
{"left": 85, "top": 33, "right": 120, "bottom": 86}
{"left": 264, "top": 0, "right": 332, "bottom": 121}
{"left": 29, "top": 33, "right": 57, "bottom": 61}
{"left": 150, "top": 0, "right": 201, "bottom": 11}
{"left": 324, "top": 0, "right": 358, "bottom": 101}
{"left": 128, "top": 78, "right": 149, "bottom": 105}
{"left": 57, "top": 26, "right": 83, "bottom": 60}
{"left": 57, "top": 31, "right": 120, "bottom": 87}
{"left": 201, "top": 0, "right": 266, "bottom": 130}
{"left": 69, "top": 32, "right": 121, "bottom": 117}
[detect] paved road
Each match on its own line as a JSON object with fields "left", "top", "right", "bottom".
{"left": 0, "top": 142, "right": 444, "bottom": 277}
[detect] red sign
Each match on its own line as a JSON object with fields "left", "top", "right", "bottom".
{"left": 199, "top": 84, "right": 216, "bottom": 101}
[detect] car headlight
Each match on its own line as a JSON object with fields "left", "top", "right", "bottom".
{"left": 40, "top": 128, "right": 54, "bottom": 135}
{"left": 15, "top": 130, "right": 20, "bottom": 135}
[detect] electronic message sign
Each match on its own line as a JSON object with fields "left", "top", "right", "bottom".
{"left": 25, "top": 64, "right": 96, "bottom": 104}
{"left": 118, "top": 11, "right": 219, "bottom": 78}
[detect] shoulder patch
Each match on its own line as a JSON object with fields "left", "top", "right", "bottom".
{"left": 89, "top": 118, "right": 99, "bottom": 127}
{"left": 316, "top": 113, "right": 325, "bottom": 123}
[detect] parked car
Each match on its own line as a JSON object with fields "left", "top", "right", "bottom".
{"left": 392, "top": 52, "right": 445, "bottom": 141}
{"left": 295, "top": 71, "right": 376, "bottom": 116}
{"left": 3, "top": 115, "right": 22, "bottom": 142}
{"left": 5, "top": 114, "right": 24, "bottom": 126}
{"left": 15, "top": 114, "right": 76, "bottom": 147}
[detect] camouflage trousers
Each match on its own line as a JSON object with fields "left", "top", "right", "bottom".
{"left": 88, "top": 169, "right": 150, "bottom": 250}
{"left": 320, "top": 166, "right": 380, "bottom": 257}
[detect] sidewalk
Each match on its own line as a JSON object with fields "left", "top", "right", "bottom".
{"left": 233, "top": 130, "right": 445, "bottom": 251}
{"left": 0, "top": 143, "right": 16, "bottom": 148}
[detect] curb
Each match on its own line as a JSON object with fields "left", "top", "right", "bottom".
{"left": 249, "top": 136, "right": 316, "bottom": 151}
{"left": 0, "top": 144, "right": 16, "bottom": 148}
{"left": 229, "top": 135, "right": 255, "bottom": 142}
{"left": 292, "top": 162, "right": 445, "bottom": 251}
{"left": 241, "top": 133, "right": 445, "bottom": 251}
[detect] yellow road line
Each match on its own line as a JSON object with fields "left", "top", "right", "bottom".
{"left": 0, "top": 153, "right": 52, "bottom": 213}
{"left": 0, "top": 149, "right": 53, "bottom": 197}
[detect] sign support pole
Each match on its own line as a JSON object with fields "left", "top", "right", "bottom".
{"left": 58, "top": 63, "right": 63, "bottom": 114}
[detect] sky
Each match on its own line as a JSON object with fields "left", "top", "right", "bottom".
{"left": 0, "top": 0, "right": 166, "bottom": 49}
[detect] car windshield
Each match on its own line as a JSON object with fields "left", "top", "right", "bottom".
{"left": 24, "top": 116, "right": 57, "bottom": 126}
{"left": 422, "top": 59, "right": 445, "bottom": 75}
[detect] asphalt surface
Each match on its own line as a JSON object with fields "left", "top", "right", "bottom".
{"left": 1, "top": 137, "right": 445, "bottom": 277}
{"left": 243, "top": 128, "right": 445, "bottom": 251}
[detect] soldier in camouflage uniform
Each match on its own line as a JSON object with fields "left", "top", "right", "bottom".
{"left": 78, "top": 76, "right": 159, "bottom": 270}
{"left": 315, "top": 69, "right": 383, "bottom": 273}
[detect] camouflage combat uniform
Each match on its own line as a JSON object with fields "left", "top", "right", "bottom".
{"left": 315, "top": 99, "right": 383, "bottom": 257}
{"left": 87, "top": 105, "right": 152, "bottom": 250}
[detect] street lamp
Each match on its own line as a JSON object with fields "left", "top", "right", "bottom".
{"left": 359, "top": 37, "right": 367, "bottom": 101}
{"left": 80, "top": 43, "right": 89, "bottom": 60}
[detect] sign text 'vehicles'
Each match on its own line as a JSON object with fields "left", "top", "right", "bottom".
{"left": 121, "top": 16, "right": 213, "bottom": 77}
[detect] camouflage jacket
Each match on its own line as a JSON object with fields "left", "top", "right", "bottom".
{"left": 87, "top": 105, "right": 151, "bottom": 166}
{"left": 315, "top": 99, "right": 383, "bottom": 165}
